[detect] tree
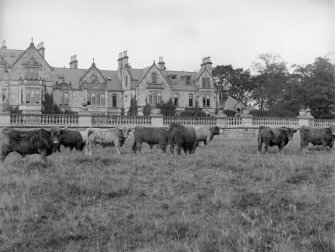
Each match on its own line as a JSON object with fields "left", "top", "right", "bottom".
{"left": 42, "top": 93, "right": 62, "bottom": 114}
{"left": 127, "top": 96, "right": 138, "bottom": 116}
{"left": 292, "top": 57, "right": 335, "bottom": 118}
{"left": 213, "top": 65, "right": 255, "bottom": 106}
{"left": 156, "top": 99, "right": 176, "bottom": 116}
{"left": 251, "top": 53, "right": 289, "bottom": 111}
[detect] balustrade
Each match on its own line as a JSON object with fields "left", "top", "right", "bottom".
{"left": 92, "top": 115, "right": 151, "bottom": 126}
{"left": 314, "top": 119, "right": 335, "bottom": 128}
{"left": 252, "top": 117, "right": 298, "bottom": 127}
{"left": 163, "top": 116, "right": 217, "bottom": 126}
{"left": 10, "top": 114, "right": 79, "bottom": 126}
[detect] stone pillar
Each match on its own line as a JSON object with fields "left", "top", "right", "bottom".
{"left": 78, "top": 110, "right": 92, "bottom": 127}
{"left": 151, "top": 115, "right": 163, "bottom": 127}
{"left": 297, "top": 114, "right": 314, "bottom": 127}
{"left": 0, "top": 112, "right": 10, "bottom": 127}
{"left": 215, "top": 109, "right": 227, "bottom": 128}
{"left": 242, "top": 114, "right": 253, "bottom": 126}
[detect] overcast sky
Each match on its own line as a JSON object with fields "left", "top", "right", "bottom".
{"left": 0, "top": 0, "right": 334, "bottom": 72}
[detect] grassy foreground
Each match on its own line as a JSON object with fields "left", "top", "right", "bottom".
{"left": 0, "top": 135, "right": 334, "bottom": 252}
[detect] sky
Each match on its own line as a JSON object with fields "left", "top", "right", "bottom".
{"left": 0, "top": 0, "right": 334, "bottom": 72}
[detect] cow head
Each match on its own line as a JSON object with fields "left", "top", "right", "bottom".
{"left": 49, "top": 125, "right": 69, "bottom": 146}
{"left": 122, "top": 127, "right": 131, "bottom": 138}
{"left": 281, "top": 127, "right": 298, "bottom": 140}
{"left": 212, "top": 126, "right": 220, "bottom": 136}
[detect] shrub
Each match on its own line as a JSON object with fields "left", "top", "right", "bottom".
{"left": 42, "top": 93, "right": 62, "bottom": 114}
{"left": 127, "top": 96, "right": 138, "bottom": 116}
{"left": 156, "top": 99, "right": 176, "bottom": 116}
{"left": 180, "top": 107, "right": 206, "bottom": 117}
{"left": 143, "top": 103, "right": 151, "bottom": 116}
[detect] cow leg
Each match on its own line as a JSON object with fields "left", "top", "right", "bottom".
{"left": 170, "top": 142, "right": 175, "bottom": 154}
{"left": 38, "top": 149, "right": 48, "bottom": 162}
{"left": 132, "top": 140, "right": 137, "bottom": 153}
{"left": 258, "top": 142, "right": 263, "bottom": 153}
{"left": 0, "top": 152, "right": 9, "bottom": 163}
{"left": 264, "top": 144, "right": 269, "bottom": 153}
{"left": 176, "top": 144, "right": 182, "bottom": 155}
{"left": 149, "top": 144, "right": 154, "bottom": 150}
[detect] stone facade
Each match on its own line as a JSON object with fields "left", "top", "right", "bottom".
{"left": 0, "top": 40, "right": 218, "bottom": 114}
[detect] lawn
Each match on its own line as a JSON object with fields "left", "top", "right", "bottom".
{"left": 0, "top": 134, "right": 334, "bottom": 251}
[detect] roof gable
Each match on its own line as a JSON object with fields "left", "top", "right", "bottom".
{"left": 79, "top": 62, "right": 107, "bottom": 84}
{"left": 136, "top": 63, "right": 171, "bottom": 88}
{"left": 11, "top": 42, "right": 52, "bottom": 70}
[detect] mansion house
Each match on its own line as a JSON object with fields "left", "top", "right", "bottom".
{"left": 0, "top": 40, "right": 218, "bottom": 115}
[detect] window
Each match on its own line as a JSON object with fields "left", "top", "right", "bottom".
{"left": 152, "top": 72, "right": 157, "bottom": 84}
{"left": 87, "top": 92, "right": 91, "bottom": 105}
{"left": 26, "top": 89, "right": 30, "bottom": 103}
{"left": 185, "top": 76, "right": 191, "bottom": 85}
{"left": 25, "top": 67, "right": 39, "bottom": 80}
{"left": 148, "top": 91, "right": 162, "bottom": 105}
{"left": 101, "top": 93, "right": 105, "bottom": 107}
{"left": 189, "top": 93, "right": 193, "bottom": 107}
{"left": 202, "top": 78, "right": 210, "bottom": 89}
{"left": 60, "top": 92, "right": 69, "bottom": 106}
{"left": 112, "top": 94, "right": 117, "bottom": 107}
{"left": 0, "top": 66, "right": 4, "bottom": 80}
{"left": 174, "top": 93, "right": 178, "bottom": 106}
{"left": 202, "top": 94, "right": 210, "bottom": 107}
{"left": 87, "top": 91, "right": 105, "bottom": 107}
{"left": 1, "top": 88, "right": 7, "bottom": 102}
{"left": 125, "top": 76, "right": 128, "bottom": 87}
{"left": 21, "top": 89, "right": 24, "bottom": 104}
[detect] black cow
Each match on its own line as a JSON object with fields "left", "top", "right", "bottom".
{"left": 300, "top": 126, "right": 335, "bottom": 150}
{"left": 56, "top": 130, "right": 85, "bottom": 152}
{"left": 0, "top": 127, "right": 62, "bottom": 162}
{"left": 258, "top": 126, "right": 298, "bottom": 153}
{"left": 168, "top": 123, "right": 197, "bottom": 155}
{"left": 132, "top": 126, "right": 169, "bottom": 153}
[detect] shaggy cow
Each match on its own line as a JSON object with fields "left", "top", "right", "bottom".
{"left": 168, "top": 123, "right": 197, "bottom": 155}
{"left": 0, "top": 127, "right": 63, "bottom": 162}
{"left": 195, "top": 126, "right": 220, "bottom": 146}
{"left": 132, "top": 126, "right": 169, "bottom": 153}
{"left": 300, "top": 126, "right": 335, "bottom": 150}
{"left": 258, "top": 126, "right": 298, "bottom": 153}
{"left": 85, "top": 127, "right": 131, "bottom": 155}
{"left": 56, "top": 130, "right": 85, "bottom": 152}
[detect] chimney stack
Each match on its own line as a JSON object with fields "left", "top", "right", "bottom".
{"left": 1, "top": 40, "right": 7, "bottom": 49}
{"left": 122, "top": 50, "right": 128, "bottom": 67}
{"left": 37, "top": 42, "right": 45, "bottom": 58}
{"left": 69, "top": 55, "right": 78, "bottom": 69}
{"left": 200, "top": 56, "right": 212, "bottom": 73}
{"left": 158, "top": 56, "right": 166, "bottom": 70}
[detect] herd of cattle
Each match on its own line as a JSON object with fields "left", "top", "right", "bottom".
{"left": 0, "top": 123, "right": 334, "bottom": 163}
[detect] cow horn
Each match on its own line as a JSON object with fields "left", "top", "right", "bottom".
{"left": 61, "top": 125, "right": 70, "bottom": 130}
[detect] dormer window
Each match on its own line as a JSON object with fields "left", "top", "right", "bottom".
{"left": 152, "top": 72, "right": 157, "bottom": 84}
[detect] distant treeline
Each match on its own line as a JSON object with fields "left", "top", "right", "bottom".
{"left": 213, "top": 54, "right": 335, "bottom": 119}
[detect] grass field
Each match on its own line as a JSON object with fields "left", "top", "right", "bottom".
{"left": 0, "top": 134, "right": 334, "bottom": 252}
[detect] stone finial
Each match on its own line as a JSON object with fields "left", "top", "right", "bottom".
{"left": 1, "top": 40, "right": 6, "bottom": 49}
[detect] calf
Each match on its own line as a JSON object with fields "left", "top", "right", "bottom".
{"left": 195, "top": 126, "right": 220, "bottom": 146}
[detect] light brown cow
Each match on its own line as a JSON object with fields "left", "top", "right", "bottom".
{"left": 195, "top": 126, "right": 220, "bottom": 146}
{"left": 85, "top": 127, "right": 131, "bottom": 155}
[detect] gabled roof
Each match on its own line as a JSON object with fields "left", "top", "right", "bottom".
{"left": 194, "top": 67, "right": 214, "bottom": 81}
{"left": 79, "top": 62, "right": 107, "bottom": 83}
{"left": 0, "top": 48, "right": 24, "bottom": 68}
{"left": 165, "top": 70, "right": 198, "bottom": 91}
{"left": 53, "top": 67, "right": 123, "bottom": 91}
{"left": 220, "top": 96, "right": 244, "bottom": 111}
{"left": 11, "top": 42, "right": 53, "bottom": 70}
{"left": 0, "top": 55, "right": 7, "bottom": 66}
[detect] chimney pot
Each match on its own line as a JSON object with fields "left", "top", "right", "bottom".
{"left": 123, "top": 50, "right": 128, "bottom": 57}
{"left": 119, "top": 52, "right": 122, "bottom": 59}
{"left": 69, "top": 55, "right": 78, "bottom": 69}
{"left": 1, "top": 40, "right": 7, "bottom": 49}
